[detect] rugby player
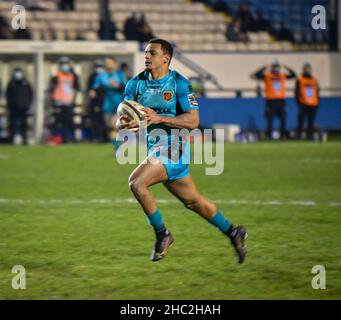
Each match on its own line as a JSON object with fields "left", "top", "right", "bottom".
{"left": 117, "top": 39, "right": 247, "bottom": 263}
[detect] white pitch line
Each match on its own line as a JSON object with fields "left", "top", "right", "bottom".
{"left": 329, "top": 202, "right": 341, "bottom": 207}
{"left": 0, "top": 198, "right": 341, "bottom": 208}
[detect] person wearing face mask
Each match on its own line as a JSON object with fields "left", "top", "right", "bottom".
{"left": 86, "top": 59, "right": 107, "bottom": 142}
{"left": 295, "top": 63, "right": 320, "bottom": 140}
{"left": 6, "top": 68, "right": 33, "bottom": 145}
{"left": 90, "top": 56, "right": 127, "bottom": 151}
{"left": 49, "top": 56, "right": 80, "bottom": 143}
{"left": 251, "top": 61, "right": 296, "bottom": 139}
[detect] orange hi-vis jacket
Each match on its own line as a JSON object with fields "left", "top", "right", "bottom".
{"left": 264, "top": 72, "right": 287, "bottom": 100}
{"left": 297, "top": 75, "right": 319, "bottom": 107}
{"left": 52, "top": 71, "right": 76, "bottom": 105}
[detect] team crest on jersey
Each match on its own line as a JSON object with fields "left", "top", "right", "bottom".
{"left": 187, "top": 93, "right": 198, "bottom": 107}
{"left": 163, "top": 91, "right": 173, "bottom": 101}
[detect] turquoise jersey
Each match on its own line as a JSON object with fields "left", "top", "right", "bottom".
{"left": 93, "top": 70, "right": 127, "bottom": 114}
{"left": 123, "top": 70, "right": 199, "bottom": 181}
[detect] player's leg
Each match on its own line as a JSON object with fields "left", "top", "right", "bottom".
{"left": 128, "top": 156, "right": 174, "bottom": 261}
{"left": 129, "top": 156, "right": 168, "bottom": 214}
{"left": 164, "top": 175, "right": 247, "bottom": 263}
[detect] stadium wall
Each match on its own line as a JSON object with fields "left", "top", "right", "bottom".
{"left": 198, "top": 97, "right": 341, "bottom": 131}
{"left": 136, "top": 52, "right": 341, "bottom": 96}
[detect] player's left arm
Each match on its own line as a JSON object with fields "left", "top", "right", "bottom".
{"left": 144, "top": 109, "right": 199, "bottom": 129}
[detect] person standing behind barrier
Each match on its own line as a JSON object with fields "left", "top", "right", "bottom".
{"left": 251, "top": 61, "right": 296, "bottom": 139}
{"left": 90, "top": 57, "right": 126, "bottom": 151}
{"left": 87, "top": 60, "right": 107, "bottom": 143}
{"left": 296, "top": 63, "right": 320, "bottom": 140}
{"left": 49, "top": 56, "right": 80, "bottom": 143}
{"left": 6, "top": 68, "right": 33, "bottom": 145}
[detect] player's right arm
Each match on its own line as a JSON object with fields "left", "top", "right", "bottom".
{"left": 115, "top": 78, "right": 139, "bottom": 130}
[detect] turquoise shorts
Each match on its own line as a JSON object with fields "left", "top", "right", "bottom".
{"left": 163, "top": 162, "right": 189, "bottom": 182}
{"left": 148, "top": 135, "right": 190, "bottom": 182}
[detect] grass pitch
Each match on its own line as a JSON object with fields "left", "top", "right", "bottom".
{"left": 0, "top": 142, "right": 340, "bottom": 299}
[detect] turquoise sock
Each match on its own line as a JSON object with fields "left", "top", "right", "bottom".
{"left": 146, "top": 209, "right": 166, "bottom": 233}
{"left": 209, "top": 211, "right": 232, "bottom": 233}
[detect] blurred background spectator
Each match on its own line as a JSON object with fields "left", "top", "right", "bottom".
{"left": 99, "top": 18, "right": 117, "bottom": 40}
{"left": 123, "top": 13, "right": 155, "bottom": 43}
{"left": 251, "top": 61, "right": 296, "bottom": 140}
{"left": 236, "top": 3, "right": 258, "bottom": 33}
{"left": 123, "top": 12, "right": 139, "bottom": 41}
{"left": 0, "top": 15, "right": 11, "bottom": 39}
{"left": 226, "top": 17, "right": 249, "bottom": 42}
{"left": 90, "top": 57, "right": 127, "bottom": 149}
{"left": 59, "top": 0, "right": 75, "bottom": 11}
{"left": 137, "top": 13, "right": 155, "bottom": 43}
{"left": 87, "top": 59, "right": 107, "bottom": 143}
{"left": 6, "top": 68, "right": 33, "bottom": 145}
{"left": 296, "top": 63, "right": 320, "bottom": 140}
{"left": 49, "top": 56, "right": 80, "bottom": 143}
{"left": 13, "top": 27, "right": 32, "bottom": 40}
{"left": 212, "top": 0, "right": 230, "bottom": 15}
{"left": 16, "top": 0, "right": 46, "bottom": 11}
{"left": 120, "top": 62, "right": 133, "bottom": 82}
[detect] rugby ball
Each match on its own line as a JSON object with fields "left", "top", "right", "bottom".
{"left": 117, "top": 100, "right": 147, "bottom": 131}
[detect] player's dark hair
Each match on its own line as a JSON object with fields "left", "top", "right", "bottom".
{"left": 149, "top": 38, "right": 173, "bottom": 63}
{"left": 105, "top": 56, "right": 117, "bottom": 62}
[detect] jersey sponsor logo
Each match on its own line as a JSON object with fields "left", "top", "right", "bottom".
{"left": 146, "top": 88, "right": 159, "bottom": 95}
{"left": 155, "top": 108, "right": 173, "bottom": 115}
{"left": 187, "top": 93, "right": 198, "bottom": 107}
{"left": 163, "top": 91, "right": 173, "bottom": 101}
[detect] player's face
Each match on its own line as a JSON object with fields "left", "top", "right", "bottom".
{"left": 144, "top": 43, "right": 170, "bottom": 72}
{"left": 105, "top": 58, "right": 117, "bottom": 72}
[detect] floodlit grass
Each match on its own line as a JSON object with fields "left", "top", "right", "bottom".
{"left": 0, "top": 142, "right": 340, "bottom": 299}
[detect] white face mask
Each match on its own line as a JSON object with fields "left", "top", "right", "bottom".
{"left": 95, "top": 67, "right": 105, "bottom": 74}
{"left": 60, "top": 64, "right": 70, "bottom": 73}
{"left": 14, "top": 71, "right": 23, "bottom": 80}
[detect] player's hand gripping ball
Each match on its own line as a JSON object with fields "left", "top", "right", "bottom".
{"left": 116, "top": 100, "right": 148, "bottom": 132}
